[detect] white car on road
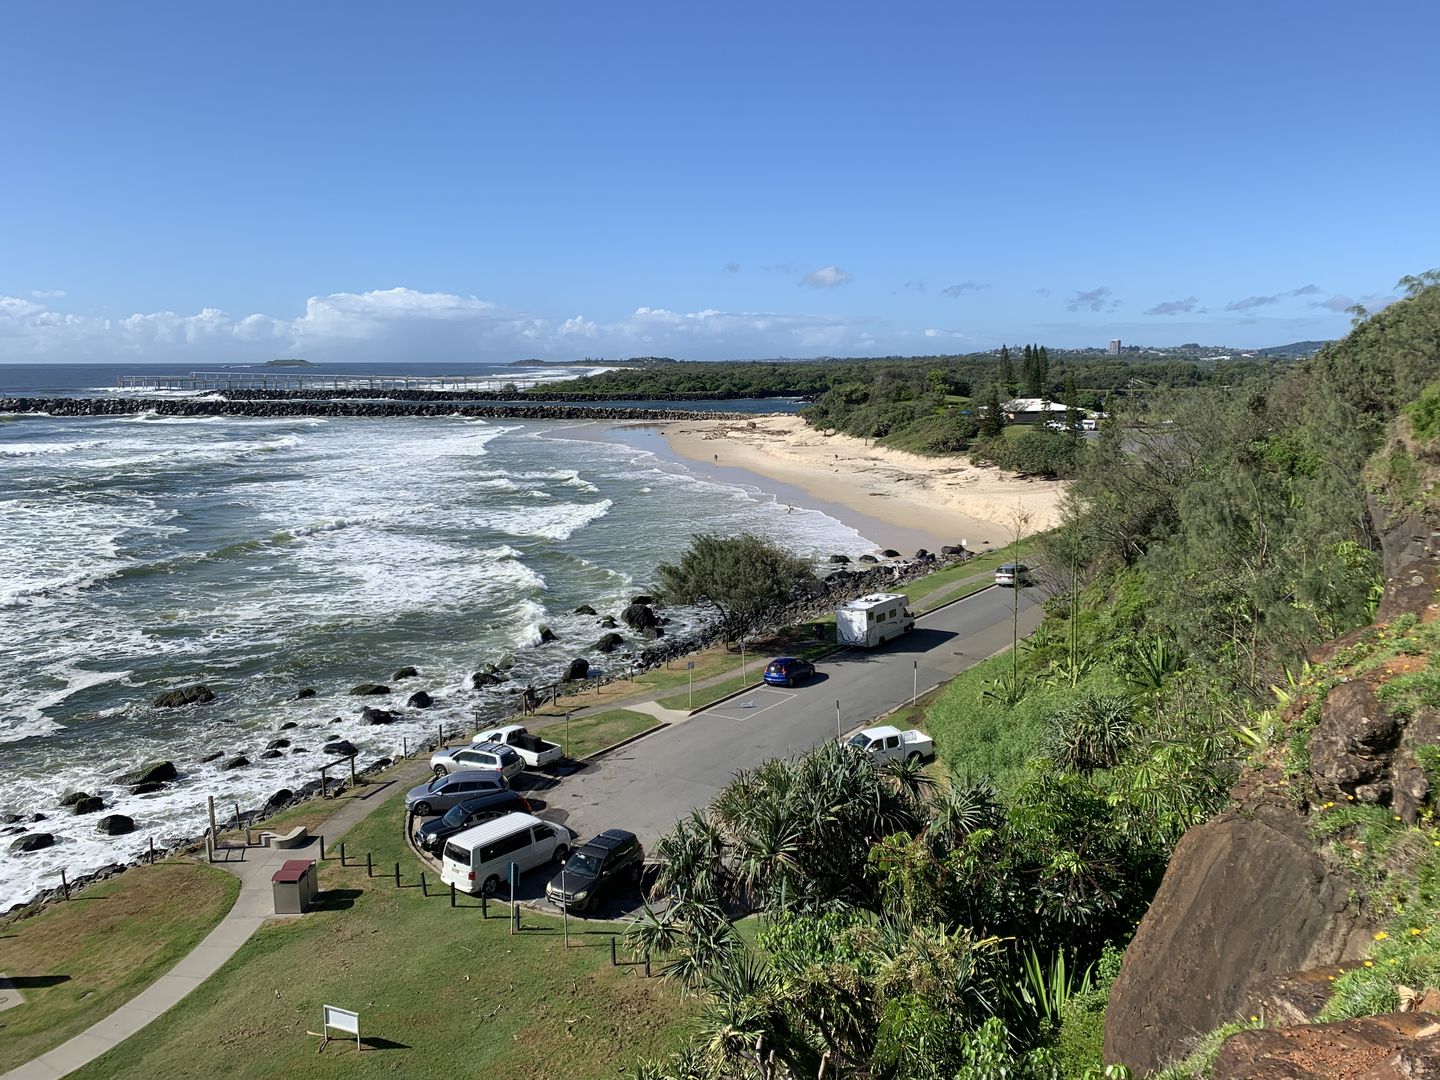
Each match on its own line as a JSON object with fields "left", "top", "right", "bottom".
{"left": 431, "top": 740, "right": 524, "bottom": 780}
{"left": 844, "top": 725, "right": 935, "bottom": 765}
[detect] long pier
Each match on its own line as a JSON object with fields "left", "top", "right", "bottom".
{"left": 116, "top": 371, "right": 546, "bottom": 393}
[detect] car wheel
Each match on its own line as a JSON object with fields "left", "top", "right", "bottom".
{"left": 786, "top": 677, "right": 794, "bottom": 688}
{"left": 551, "top": 844, "right": 569, "bottom": 864}
{"left": 482, "top": 874, "right": 500, "bottom": 897}
{"left": 432, "top": 765, "right": 447, "bottom": 777}
{"left": 413, "top": 801, "right": 432, "bottom": 817}
{"left": 907, "top": 751, "right": 923, "bottom": 766}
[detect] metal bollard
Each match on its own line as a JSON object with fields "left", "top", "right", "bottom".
{"left": 394, "top": 862, "right": 401, "bottom": 887}
{"left": 450, "top": 882, "right": 456, "bottom": 907}
{"left": 366, "top": 851, "right": 373, "bottom": 878}
{"left": 339, "top": 842, "right": 346, "bottom": 866}
{"left": 149, "top": 836, "right": 156, "bottom": 864}
{"left": 482, "top": 893, "right": 488, "bottom": 919}
{"left": 611, "top": 936, "right": 617, "bottom": 966}
{"left": 420, "top": 871, "right": 427, "bottom": 897}
{"left": 59, "top": 868, "right": 69, "bottom": 900}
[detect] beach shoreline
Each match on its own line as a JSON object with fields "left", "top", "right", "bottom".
{"left": 655, "top": 414, "right": 1068, "bottom": 552}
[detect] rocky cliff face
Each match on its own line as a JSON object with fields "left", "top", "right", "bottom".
{"left": 1105, "top": 489, "right": 1440, "bottom": 1075}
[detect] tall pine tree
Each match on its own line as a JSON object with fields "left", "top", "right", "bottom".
{"left": 981, "top": 383, "right": 1006, "bottom": 438}
{"left": 999, "top": 345, "right": 1014, "bottom": 392}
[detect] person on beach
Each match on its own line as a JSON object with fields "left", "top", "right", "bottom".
{"left": 523, "top": 684, "right": 539, "bottom": 714}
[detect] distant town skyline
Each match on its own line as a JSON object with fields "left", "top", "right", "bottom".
{"left": 2, "top": 1, "right": 1436, "bottom": 364}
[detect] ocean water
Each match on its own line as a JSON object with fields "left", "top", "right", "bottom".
{"left": 0, "top": 405, "right": 862, "bottom": 909}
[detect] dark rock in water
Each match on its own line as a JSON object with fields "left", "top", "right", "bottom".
{"left": 96, "top": 814, "right": 136, "bottom": 836}
{"left": 858, "top": 554, "right": 879, "bottom": 564}
{"left": 296, "top": 687, "right": 317, "bottom": 700}
{"left": 323, "top": 740, "right": 359, "bottom": 757}
{"left": 72, "top": 796, "right": 105, "bottom": 815}
{"left": 0, "top": 813, "right": 21, "bottom": 825}
{"left": 880, "top": 548, "right": 900, "bottom": 558}
{"left": 599, "top": 615, "right": 619, "bottom": 629}
{"left": 407, "top": 691, "right": 433, "bottom": 709}
{"left": 115, "top": 761, "right": 177, "bottom": 786}
{"left": 563, "top": 658, "right": 590, "bottom": 681}
{"left": 260, "top": 749, "right": 283, "bottom": 760}
{"left": 621, "top": 603, "right": 659, "bottom": 631}
{"left": 199, "top": 752, "right": 224, "bottom": 764}
{"left": 828, "top": 554, "right": 851, "bottom": 564}
{"left": 941, "top": 544, "right": 964, "bottom": 556}
{"left": 392, "top": 666, "right": 419, "bottom": 681}
{"left": 369, "top": 757, "right": 393, "bottom": 771}
{"left": 535, "top": 625, "right": 557, "bottom": 645}
{"left": 60, "top": 791, "right": 89, "bottom": 807}
{"left": 361, "top": 707, "right": 398, "bottom": 725}
{"left": 279, "top": 721, "right": 298, "bottom": 730}
{"left": 471, "top": 671, "right": 503, "bottom": 689}
{"left": 641, "top": 626, "right": 664, "bottom": 640}
{"left": 496, "top": 654, "right": 516, "bottom": 671}
{"left": 630, "top": 594, "right": 655, "bottom": 606}
{"left": 349, "top": 683, "right": 390, "bottom": 696}
{"left": 329, "top": 716, "right": 342, "bottom": 724}
{"left": 30, "top": 813, "right": 46, "bottom": 822}
{"left": 291, "top": 746, "right": 308, "bottom": 753}
{"left": 152, "top": 683, "right": 215, "bottom": 708}
{"left": 263, "top": 789, "right": 294, "bottom": 814}
{"left": 220, "top": 756, "right": 250, "bottom": 771}
{"left": 479, "top": 662, "right": 500, "bottom": 675}
{"left": 594, "top": 632, "right": 625, "bottom": 654}
{"left": 9, "top": 833, "right": 54, "bottom": 853}
{"left": 130, "top": 782, "right": 165, "bottom": 796}
{"left": 914, "top": 548, "right": 930, "bottom": 559}
{"left": 573, "top": 604, "right": 597, "bottom": 616}
{"left": 266, "top": 738, "right": 291, "bottom": 750}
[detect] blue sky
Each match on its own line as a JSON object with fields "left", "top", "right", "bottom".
{"left": 2, "top": 1, "right": 1437, "bottom": 363}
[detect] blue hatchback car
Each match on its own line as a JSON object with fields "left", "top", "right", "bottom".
{"left": 763, "top": 657, "right": 816, "bottom": 687}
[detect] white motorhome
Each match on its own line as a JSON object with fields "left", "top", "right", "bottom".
{"left": 835, "top": 592, "right": 914, "bottom": 648}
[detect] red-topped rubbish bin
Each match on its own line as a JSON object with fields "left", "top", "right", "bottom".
{"left": 272, "top": 858, "right": 317, "bottom": 914}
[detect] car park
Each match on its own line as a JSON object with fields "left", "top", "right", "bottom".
{"left": 995, "top": 563, "right": 1032, "bottom": 587}
{"left": 763, "top": 656, "right": 817, "bottom": 687}
{"left": 441, "top": 812, "right": 575, "bottom": 896}
{"left": 403, "top": 770, "right": 509, "bottom": 817}
{"left": 544, "top": 829, "right": 644, "bottom": 912}
{"left": 412, "top": 789, "right": 532, "bottom": 852}
{"left": 430, "top": 740, "right": 524, "bottom": 780}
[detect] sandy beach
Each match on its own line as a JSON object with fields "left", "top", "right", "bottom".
{"left": 658, "top": 414, "right": 1068, "bottom": 552}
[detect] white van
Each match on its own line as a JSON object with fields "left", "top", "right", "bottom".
{"left": 835, "top": 592, "right": 914, "bottom": 648}
{"left": 440, "top": 812, "right": 575, "bottom": 896}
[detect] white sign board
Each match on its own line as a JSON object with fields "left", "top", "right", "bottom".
{"left": 321, "top": 1004, "right": 361, "bottom": 1052}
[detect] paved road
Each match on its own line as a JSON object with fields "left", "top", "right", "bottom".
{"left": 525, "top": 585, "right": 1046, "bottom": 848}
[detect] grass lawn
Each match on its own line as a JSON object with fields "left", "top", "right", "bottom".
{"left": 532, "top": 708, "right": 658, "bottom": 759}
{"left": 0, "top": 860, "right": 240, "bottom": 1072}
{"left": 68, "top": 785, "right": 695, "bottom": 1080}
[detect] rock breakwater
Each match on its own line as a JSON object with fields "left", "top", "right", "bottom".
{"left": 0, "top": 396, "right": 752, "bottom": 421}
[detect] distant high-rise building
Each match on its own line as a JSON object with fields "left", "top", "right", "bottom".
{"left": 1108, "top": 339, "right": 1122, "bottom": 355}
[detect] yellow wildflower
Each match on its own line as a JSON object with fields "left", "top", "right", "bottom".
{"left": 1375, "top": 931, "right": 1390, "bottom": 940}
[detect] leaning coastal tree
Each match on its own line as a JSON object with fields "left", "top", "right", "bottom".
{"left": 656, "top": 532, "right": 818, "bottom": 643}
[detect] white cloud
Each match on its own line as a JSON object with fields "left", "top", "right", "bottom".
{"left": 801, "top": 266, "right": 851, "bottom": 289}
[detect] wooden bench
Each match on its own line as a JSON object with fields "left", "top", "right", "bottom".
{"left": 262, "top": 826, "right": 310, "bottom": 850}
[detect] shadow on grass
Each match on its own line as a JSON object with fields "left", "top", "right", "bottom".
{"left": 2, "top": 974, "right": 71, "bottom": 989}
{"left": 361, "top": 1037, "right": 411, "bottom": 1051}
{"left": 310, "top": 889, "right": 363, "bottom": 912}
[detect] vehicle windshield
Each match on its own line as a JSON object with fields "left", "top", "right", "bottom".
{"left": 846, "top": 734, "right": 868, "bottom": 748}
{"left": 440, "top": 805, "right": 468, "bottom": 827}
{"left": 566, "top": 851, "right": 602, "bottom": 875}
{"left": 427, "top": 777, "right": 446, "bottom": 793}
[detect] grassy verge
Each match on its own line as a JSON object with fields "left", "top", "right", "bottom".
{"left": 0, "top": 861, "right": 240, "bottom": 1072}
{"left": 533, "top": 708, "right": 658, "bottom": 758}
{"left": 68, "top": 785, "right": 696, "bottom": 1080}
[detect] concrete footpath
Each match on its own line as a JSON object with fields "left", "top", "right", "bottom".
{"left": 1, "top": 759, "right": 434, "bottom": 1080}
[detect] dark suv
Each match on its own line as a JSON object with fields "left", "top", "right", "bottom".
{"left": 412, "top": 790, "right": 531, "bottom": 853}
{"left": 544, "top": 829, "right": 644, "bottom": 912}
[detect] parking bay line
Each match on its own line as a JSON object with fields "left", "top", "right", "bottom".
{"left": 706, "top": 688, "right": 796, "bottom": 722}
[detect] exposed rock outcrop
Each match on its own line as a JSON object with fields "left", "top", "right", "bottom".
{"left": 1211, "top": 1012, "right": 1440, "bottom": 1080}
{"left": 96, "top": 814, "right": 136, "bottom": 836}
{"left": 10, "top": 833, "right": 54, "bottom": 853}
{"left": 407, "top": 691, "right": 433, "bottom": 709}
{"left": 563, "top": 658, "right": 590, "bottom": 681}
{"left": 152, "top": 684, "right": 214, "bottom": 708}
{"left": 391, "top": 666, "right": 419, "bottom": 680}
{"left": 114, "top": 761, "right": 177, "bottom": 786}
{"left": 349, "top": 683, "right": 390, "bottom": 696}
{"left": 621, "top": 603, "right": 659, "bottom": 631}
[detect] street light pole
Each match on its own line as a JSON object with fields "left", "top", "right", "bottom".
{"left": 912, "top": 660, "right": 918, "bottom": 706}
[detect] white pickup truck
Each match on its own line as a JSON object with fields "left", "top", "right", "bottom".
{"left": 843, "top": 725, "right": 935, "bottom": 764}
{"left": 472, "top": 724, "right": 564, "bottom": 768}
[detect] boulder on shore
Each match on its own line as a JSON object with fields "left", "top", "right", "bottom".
{"left": 96, "top": 814, "right": 136, "bottom": 836}
{"left": 72, "top": 796, "right": 105, "bottom": 815}
{"left": 349, "top": 683, "right": 390, "bottom": 696}
{"left": 262, "top": 789, "right": 294, "bottom": 815}
{"left": 220, "top": 756, "right": 250, "bottom": 771}
{"left": 641, "top": 626, "right": 664, "bottom": 640}
{"left": 621, "top": 603, "right": 659, "bottom": 631}
{"left": 260, "top": 749, "right": 283, "bottom": 760}
{"left": 941, "top": 544, "right": 965, "bottom": 556}
{"left": 9, "top": 833, "right": 54, "bottom": 853}
{"left": 361, "top": 707, "right": 398, "bottom": 725}
{"left": 573, "top": 604, "right": 597, "bottom": 616}
{"left": 535, "top": 625, "right": 557, "bottom": 645}
{"left": 391, "top": 666, "right": 419, "bottom": 681}
{"left": 152, "top": 684, "right": 215, "bottom": 709}
{"left": 199, "top": 751, "right": 224, "bottom": 764}
{"left": 599, "top": 615, "right": 619, "bottom": 629}
{"left": 407, "top": 690, "right": 433, "bottom": 709}
{"left": 295, "top": 687, "right": 317, "bottom": 700}
{"left": 130, "top": 782, "right": 165, "bottom": 796}
{"left": 266, "top": 738, "right": 291, "bottom": 750}
{"left": 594, "top": 632, "right": 625, "bottom": 654}
{"left": 880, "top": 548, "right": 900, "bottom": 558}
{"left": 630, "top": 594, "right": 655, "bottom": 606}
{"left": 472, "top": 671, "right": 503, "bottom": 689}
{"left": 115, "top": 761, "right": 177, "bottom": 786}
{"left": 59, "top": 791, "right": 90, "bottom": 808}
{"left": 828, "top": 554, "right": 851, "bottom": 564}
{"left": 323, "top": 740, "right": 359, "bottom": 758}
{"left": 279, "top": 721, "right": 298, "bottom": 730}
{"left": 563, "top": 658, "right": 590, "bottom": 681}
{"left": 858, "top": 554, "right": 879, "bottom": 564}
